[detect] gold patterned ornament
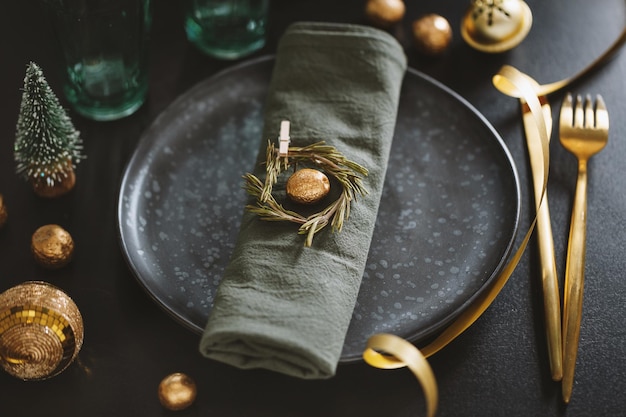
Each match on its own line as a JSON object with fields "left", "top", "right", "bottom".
{"left": 412, "top": 14, "right": 453, "bottom": 55}
{"left": 244, "top": 121, "right": 368, "bottom": 247}
{"left": 461, "top": 0, "right": 533, "bottom": 53}
{"left": 286, "top": 168, "right": 331, "bottom": 205}
{"left": 31, "top": 224, "right": 74, "bottom": 269}
{"left": 0, "top": 194, "right": 7, "bottom": 229}
{"left": 158, "top": 373, "right": 197, "bottom": 411}
{"left": 0, "top": 281, "right": 84, "bottom": 380}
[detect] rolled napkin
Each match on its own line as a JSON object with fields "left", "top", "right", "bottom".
{"left": 199, "top": 22, "right": 407, "bottom": 379}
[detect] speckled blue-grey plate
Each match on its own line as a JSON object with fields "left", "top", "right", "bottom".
{"left": 118, "top": 56, "right": 520, "bottom": 363}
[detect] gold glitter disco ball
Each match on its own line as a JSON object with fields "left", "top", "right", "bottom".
{"left": 0, "top": 281, "right": 84, "bottom": 380}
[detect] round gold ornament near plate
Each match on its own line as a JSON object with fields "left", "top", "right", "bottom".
{"left": 31, "top": 224, "right": 74, "bottom": 269}
{"left": 365, "top": 0, "right": 406, "bottom": 28}
{"left": 461, "top": 0, "right": 533, "bottom": 53}
{"left": 158, "top": 372, "right": 197, "bottom": 411}
{"left": 412, "top": 14, "right": 453, "bottom": 55}
{"left": 0, "top": 281, "right": 84, "bottom": 380}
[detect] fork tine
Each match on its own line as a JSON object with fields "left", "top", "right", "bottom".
{"left": 573, "top": 95, "right": 584, "bottom": 128}
{"left": 560, "top": 93, "right": 573, "bottom": 127}
{"left": 584, "top": 95, "right": 594, "bottom": 128}
{"left": 595, "top": 95, "right": 609, "bottom": 130}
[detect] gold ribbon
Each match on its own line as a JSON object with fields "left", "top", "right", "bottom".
{"left": 364, "top": 334, "right": 438, "bottom": 417}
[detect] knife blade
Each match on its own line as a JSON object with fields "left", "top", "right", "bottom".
{"left": 521, "top": 95, "right": 563, "bottom": 381}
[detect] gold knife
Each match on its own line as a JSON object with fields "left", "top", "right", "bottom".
{"left": 521, "top": 95, "right": 563, "bottom": 381}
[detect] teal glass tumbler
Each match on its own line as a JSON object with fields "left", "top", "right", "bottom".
{"left": 44, "top": 0, "right": 152, "bottom": 121}
{"left": 185, "top": 0, "right": 268, "bottom": 60}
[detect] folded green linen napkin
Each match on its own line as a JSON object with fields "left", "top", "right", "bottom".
{"left": 199, "top": 22, "right": 407, "bottom": 379}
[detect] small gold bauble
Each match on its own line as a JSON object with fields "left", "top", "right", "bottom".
{"left": 0, "top": 281, "right": 84, "bottom": 380}
{"left": 365, "top": 0, "right": 406, "bottom": 28}
{"left": 461, "top": 0, "right": 533, "bottom": 53}
{"left": 31, "top": 224, "right": 74, "bottom": 269}
{"left": 412, "top": 14, "right": 453, "bottom": 55}
{"left": 30, "top": 166, "right": 76, "bottom": 198}
{"left": 286, "top": 168, "right": 331, "bottom": 205}
{"left": 0, "top": 194, "right": 7, "bottom": 229}
{"left": 158, "top": 373, "right": 197, "bottom": 411}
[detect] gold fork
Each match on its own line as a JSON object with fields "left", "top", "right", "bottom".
{"left": 559, "top": 93, "right": 609, "bottom": 403}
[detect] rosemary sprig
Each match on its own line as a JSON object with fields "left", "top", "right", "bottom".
{"left": 244, "top": 141, "right": 368, "bottom": 246}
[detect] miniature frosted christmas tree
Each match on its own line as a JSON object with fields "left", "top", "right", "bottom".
{"left": 14, "top": 62, "right": 83, "bottom": 198}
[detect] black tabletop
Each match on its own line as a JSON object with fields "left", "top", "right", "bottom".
{"left": 1, "top": 1, "right": 625, "bottom": 416}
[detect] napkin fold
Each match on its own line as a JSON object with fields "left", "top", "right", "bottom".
{"left": 199, "top": 22, "right": 407, "bottom": 379}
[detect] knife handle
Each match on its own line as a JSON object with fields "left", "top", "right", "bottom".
{"left": 562, "top": 164, "right": 588, "bottom": 403}
{"left": 525, "top": 98, "right": 563, "bottom": 382}
{"left": 535, "top": 194, "right": 563, "bottom": 381}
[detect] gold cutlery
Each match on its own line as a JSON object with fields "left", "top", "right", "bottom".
{"left": 493, "top": 24, "right": 625, "bottom": 380}
{"left": 559, "top": 93, "right": 609, "bottom": 403}
{"left": 521, "top": 94, "right": 563, "bottom": 381}
{"left": 402, "top": 21, "right": 626, "bottom": 368}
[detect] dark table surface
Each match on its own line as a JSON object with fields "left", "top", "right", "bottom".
{"left": 1, "top": 1, "right": 625, "bottom": 416}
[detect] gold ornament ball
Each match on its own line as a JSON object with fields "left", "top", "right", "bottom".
{"left": 412, "top": 14, "right": 453, "bottom": 55}
{"left": 286, "top": 168, "right": 331, "bottom": 205}
{"left": 461, "top": 0, "right": 533, "bottom": 53}
{"left": 365, "top": 0, "right": 406, "bottom": 28}
{"left": 0, "top": 281, "right": 84, "bottom": 381}
{"left": 0, "top": 194, "right": 7, "bottom": 229}
{"left": 31, "top": 224, "right": 74, "bottom": 269}
{"left": 158, "top": 373, "right": 197, "bottom": 411}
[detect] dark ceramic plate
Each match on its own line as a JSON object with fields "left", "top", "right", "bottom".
{"left": 118, "top": 56, "right": 520, "bottom": 363}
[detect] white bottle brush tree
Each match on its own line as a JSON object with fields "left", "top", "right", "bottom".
{"left": 14, "top": 62, "right": 83, "bottom": 198}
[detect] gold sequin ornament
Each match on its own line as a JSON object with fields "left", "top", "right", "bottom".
{"left": 31, "top": 224, "right": 74, "bottom": 269}
{"left": 158, "top": 373, "right": 197, "bottom": 411}
{"left": 0, "top": 194, "right": 7, "bottom": 229}
{"left": 365, "top": 0, "right": 406, "bottom": 28}
{"left": 461, "top": 0, "right": 533, "bottom": 53}
{"left": 286, "top": 168, "right": 331, "bottom": 205}
{"left": 412, "top": 14, "right": 453, "bottom": 55}
{"left": 0, "top": 281, "right": 84, "bottom": 380}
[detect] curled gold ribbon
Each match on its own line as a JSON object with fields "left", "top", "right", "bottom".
{"left": 364, "top": 334, "right": 438, "bottom": 417}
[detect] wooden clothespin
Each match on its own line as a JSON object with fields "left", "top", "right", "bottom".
{"left": 278, "top": 120, "right": 290, "bottom": 157}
